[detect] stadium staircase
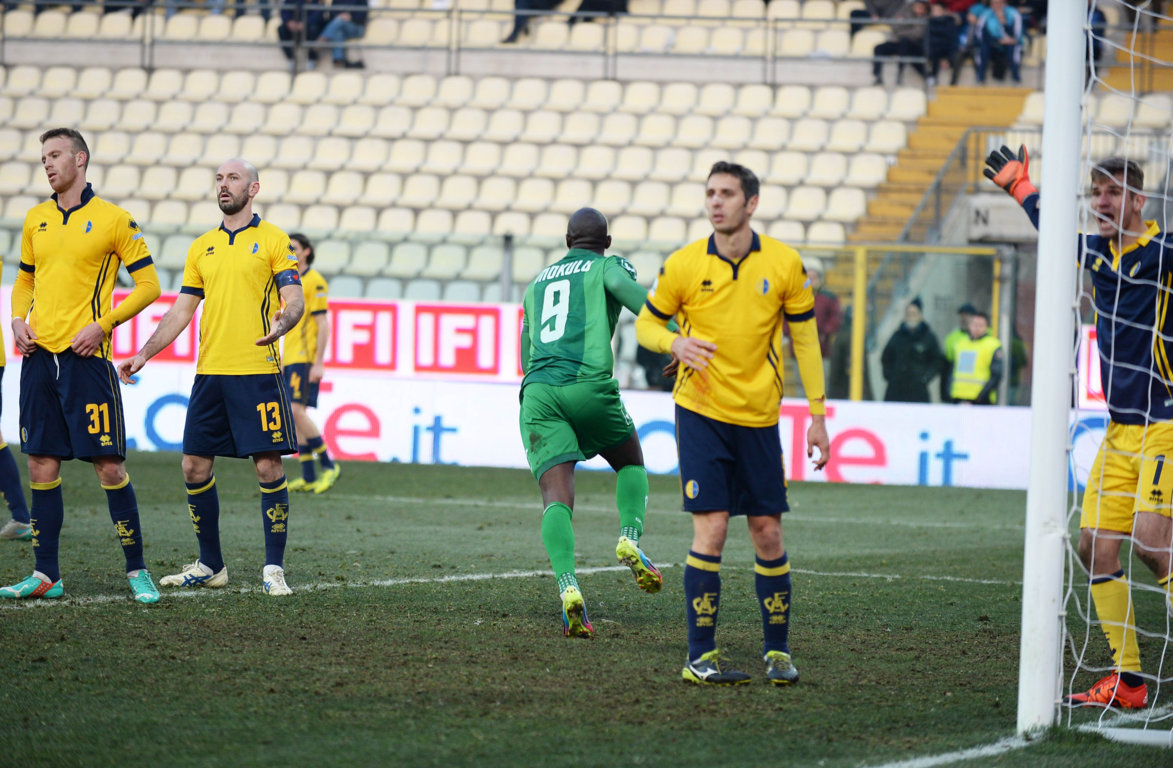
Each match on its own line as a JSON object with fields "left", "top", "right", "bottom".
{"left": 849, "top": 86, "right": 1031, "bottom": 244}
{"left": 1103, "top": 25, "right": 1173, "bottom": 92}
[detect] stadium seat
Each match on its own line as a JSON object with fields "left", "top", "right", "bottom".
{"left": 493, "top": 211, "right": 531, "bottom": 237}
{"left": 546, "top": 79, "right": 586, "bottom": 113}
{"left": 824, "top": 187, "right": 867, "bottom": 222}
{"left": 708, "top": 27, "right": 747, "bottom": 56}
{"left": 441, "top": 107, "right": 485, "bottom": 142}
{"left": 161, "top": 13, "right": 198, "bottom": 41}
{"left": 462, "top": 245, "right": 504, "bottom": 282}
{"left": 733, "top": 149, "right": 770, "bottom": 177}
{"left": 694, "top": 83, "right": 737, "bottom": 118}
{"left": 530, "top": 212, "right": 566, "bottom": 240}
{"left": 415, "top": 210, "right": 454, "bottom": 242}
{"left": 844, "top": 153, "right": 888, "bottom": 188}
{"left": 3, "top": 65, "right": 41, "bottom": 98}
{"left": 515, "top": 178, "right": 556, "bottom": 214}
{"left": 172, "top": 165, "right": 211, "bottom": 203}
{"left": 451, "top": 210, "right": 492, "bottom": 244}
{"left": 431, "top": 173, "right": 476, "bottom": 212}
{"left": 535, "top": 144, "right": 578, "bottom": 180}
{"left": 520, "top": 110, "right": 562, "bottom": 145}
{"left": 887, "top": 88, "right": 927, "bottom": 121}
{"left": 345, "top": 240, "right": 388, "bottom": 276}
{"left": 300, "top": 104, "right": 339, "bottom": 137}
{"left": 191, "top": 102, "right": 230, "bottom": 134}
{"left": 368, "top": 105, "right": 411, "bottom": 140}
{"left": 231, "top": 134, "right": 274, "bottom": 170}
{"left": 96, "top": 9, "right": 134, "bottom": 40}
{"left": 767, "top": 220, "right": 805, "bottom": 243}
{"left": 551, "top": 178, "right": 593, "bottom": 215}
{"left": 355, "top": 172, "right": 400, "bottom": 208}
{"left": 849, "top": 28, "right": 887, "bottom": 58}
{"left": 771, "top": 84, "right": 811, "bottom": 119}
{"left": 786, "top": 186, "right": 827, "bottom": 221}
{"left": 595, "top": 179, "right": 633, "bottom": 212}
{"left": 107, "top": 68, "right": 147, "bottom": 101}
{"left": 676, "top": 115, "right": 714, "bottom": 149}
{"left": 1016, "top": 91, "right": 1044, "bottom": 126}
{"left": 203, "top": 135, "right": 242, "bottom": 168}
{"left": 47, "top": 98, "right": 85, "bottom": 129}
{"left": 778, "top": 28, "right": 815, "bottom": 58}
{"left": 179, "top": 69, "right": 219, "bottom": 103}
{"left": 115, "top": 98, "right": 157, "bottom": 133}
{"left": 463, "top": 142, "right": 502, "bottom": 177}
{"left": 398, "top": 173, "right": 439, "bottom": 209}
{"left": 748, "top": 116, "right": 790, "bottom": 151}
{"left": 385, "top": 139, "right": 426, "bottom": 174}
{"left": 311, "top": 239, "right": 350, "bottom": 273}
{"left": 555, "top": 111, "right": 598, "bottom": 146}
{"left": 395, "top": 74, "right": 436, "bottom": 109}
{"left": 768, "top": 0, "right": 801, "bottom": 18}
{"left": 139, "top": 166, "right": 178, "bottom": 201}
{"left": 252, "top": 71, "right": 292, "bottom": 105}
{"left": 144, "top": 68, "right": 184, "bottom": 101}
{"left": 506, "top": 78, "right": 549, "bottom": 113}
{"left": 150, "top": 101, "right": 191, "bottom": 134}
{"left": 287, "top": 72, "right": 329, "bottom": 106}
{"left": 789, "top": 118, "right": 828, "bottom": 152}
{"left": 730, "top": 0, "right": 762, "bottom": 16}
{"left": 339, "top": 205, "right": 377, "bottom": 232}
{"left": 499, "top": 143, "right": 540, "bottom": 177}
{"left": 283, "top": 170, "right": 325, "bottom": 206}
{"left": 649, "top": 147, "right": 692, "bottom": 182}
{"left": 769, "top": 153, "right": 807, "bottom": 188}
{"left": 306, "top": 136, "right": 350, "bottom": 173}
{"left": 627, "top": 181, "right": 671, "bottom": 218}
{"left": 40, "top": 65, "right": 76, "bottom": 99}
{"left": 659, "top": 82, "right": 699, "bottom": 116}
{"left": 404, "top": 278, "right": 442, "bottom": 301}
{"left": 583, "top": 80, "right": 623, "bottom": 113}
{"left": 157, "top": 234, "right": 191, "bottom": 270}
{"left": 753, "top": 185, "right": 786, "bottom": 220}
{"left": 670, "top": 26, "right": 709, "bottom": 55}
{"left": 150, "top": 200, "right": 188, "bottom": 227}
{"left": 165, "top": 135, "right": 206, "bottom": 175}
{"left": 825, "top": 119, "right": 868, "bottom": 153}
{"left": 357, "top": 72, "right": 401, "bottom": 106}
{"left": 231, "top": 13, "right": 266, "bottom": 42}
{"left": 261, "top": 169, "right": 290, "bottom": 200}
{"left": 328, "top": 274, "right": 364, "bottom": 298}
{"left": 1136, "top": 93, "right": 1173, "bottom": 128}
{"left": 363, "top": 276, "right": 401, "bottom": 299}
{"left": 647, "top": 216, "right": 686, "bottom": 245}
{"left": 807, "top": 221, "right": 845, "bottom": 244}
{"left": 386, "top": 241, "right": 428, "bottom": 278}
{"left": 76, "top": 67, "right": 113, "bottom": 100}
{"left": 612, "top": 146, "right": 655, "bottom": 182}
{"left": 511, "top": 246, "right": 545, "bottom": 282}
{"left": 420, "top": 243, "right": 468, "bottom": 280}
{"left": 814, "top": 29, "right": 850, "bottom": 57}
{"left": 441, "top": 280, "right": 480, "bottom": 303}
{"left": 576, "top": 145, "right": 616, "bottom": 180}
{"left": 0, "top": 129, "right": 20, "bottom": 163}
{"left": 809, "top": 86, "right": 850, "bottom": 119}
{"left": 31, "top": 9, "right": 66, "bottom": 38}
{"left": 0, "top": 162, "right": 31, "bottom": 197}
{"left": 406, "top": 106, "right": 449, "bottom": 141}
{"left": 711, "top": 116, "right": 753, "bottom": 150}
{"left": 416, "top": 140, "right": 461, "bottom": 176}
{"left": 865, "top": 120, "right": 907, "bottom": 153}
{"left": 734, "top": 83, "right": 773, "bottom": 118}
{"left": 666, "top": 182, "right": 705, "bottom": 218}
{"left": 847, "top": 86, "right": 888, "bottom": 121}
{"left": 621, "top": 81, "right": 661, "bottom": 116}
{"left": 3, "top": 194, "right": 37, "bottom": 222}
{"left": 635, "top": 114, "right": 676, "bottom": 147}
{"left": 269, "top": 135, "right": 313, "bottom": 171}
{"left": 81, "top": 98, "right": 120, "bottom": 132}
{"left": 221, "top": 102, "right": 264, "bottom": 136}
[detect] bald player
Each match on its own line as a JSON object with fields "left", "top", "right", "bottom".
{"left": 118, "top": 158, "right": 304, "bottom": 598}
{"left": 518, "top": 207, "right": 664, "bottom": 639}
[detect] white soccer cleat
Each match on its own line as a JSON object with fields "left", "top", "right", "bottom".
{"left": 159, "top": 561, "right": 228, "bottom": 589}
{"left": 0, "top": 519, "right": 32, "bottom": 541}
{"left": 263, "top": 565, "right": 292, "bottom": 596}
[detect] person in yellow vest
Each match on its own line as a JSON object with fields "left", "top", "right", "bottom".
{"left": 950, "top": 310, "right": 1003, "bottom": 405}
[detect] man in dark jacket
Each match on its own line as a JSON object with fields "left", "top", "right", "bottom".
{"left": 882, "top": 297, "right": 944, "bottom": 402}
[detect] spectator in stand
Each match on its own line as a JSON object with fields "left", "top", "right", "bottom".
{"left": 881, "top": 298, "right": 944, "bottom": 403}
{"left": 923, "top": 1, "right": 960, "bottom": 85}
{"left": 278, "top": 0, "right": 326, "bottom": 70}
{"left": 850, "top": 0, "right": 908, "bottom": 38}
{"left": 317, "top": 0, "right": 368, "bottom": 68}
{"left": 568, "top": 0, "right": 627, "bottom": 27}
{"left": 872, "top": 1, "right": 931, "bottom": 86}
{"left": 502, "top": 0, "right": 560, "bottom": 43}
{"left": 972, "top": 0, "right": 1025, "bottom": 83}
{"left": 1014, "top": 0, "right": 1047, "bottom": 32}
{"left": 940, "top": 302, "right": 976, "bottom": 401}
{"left": 1087, "top": 2, "right": 1108, "bottom": 77}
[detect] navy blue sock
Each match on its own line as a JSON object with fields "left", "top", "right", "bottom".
{"left": 307, "top": 436, "right": 334, "bottom": 470}
{"left": 0, "top": 444, "right": 29, "bottom": 523}
{"left": 684, "top": 550, "right": 722, "bottom": 661}
{"left": 186, "top": 476, "right": 223, "bottom": 573}
{"left": 756, "top": 552, "right": 792, "bottom": 656}
{"left": 30, "top": 479, "right": 64, "bottom": 583}
{"left": 260, "top": 477, "right": 290, "bottom": 567}
{"left": 104, "top": 475, "right": 146, "bottom": 573}
{"left": 298, "top": 448, "right": 317, "bottom": 483}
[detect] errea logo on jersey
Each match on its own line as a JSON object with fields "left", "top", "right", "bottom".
{"left": 205, "top": 246, "right": 215, "bottom": 255}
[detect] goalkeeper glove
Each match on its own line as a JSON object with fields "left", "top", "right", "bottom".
{"left": 983, "top": 144, "right": 1038, "bottom": 205}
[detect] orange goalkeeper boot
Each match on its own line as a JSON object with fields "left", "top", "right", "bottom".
{"left": 1064, "top": 673, "right": 1148, "bottom": 709}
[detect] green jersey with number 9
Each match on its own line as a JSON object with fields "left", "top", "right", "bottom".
{"left": 520, "top": 249, "right": 641, "bottom": 388}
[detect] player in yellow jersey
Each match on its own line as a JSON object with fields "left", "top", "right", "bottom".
{"left": 636, "top": 161, "right": 830, "bottom": 685}
{"left": 0, "top": 128, "right": 162, "bottom": 603}
{"left": 118, "top": 158, "right": 304, "bottom": 598}
{"left": 282, "top": 233, "right": 339, "bottom": 494}
{"left": 0, "top": 322, "right": 32, "bottom": 542}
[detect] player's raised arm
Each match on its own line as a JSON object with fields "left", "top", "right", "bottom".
{"left": 984, "top": 144, "right": 1040, "bottom": 228}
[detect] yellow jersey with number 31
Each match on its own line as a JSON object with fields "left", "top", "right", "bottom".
{"left": 644, "top": 232, "right": 814, "bottom": 428}
{"left": 181, "top": 214, "right": 300, "bottom": 375}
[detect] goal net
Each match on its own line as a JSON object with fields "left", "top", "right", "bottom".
{"left": 1037, "top": 0, "right": 1173, "bottom": 745}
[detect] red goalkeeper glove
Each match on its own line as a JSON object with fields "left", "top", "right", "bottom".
{"left": 983, "top": 144, "right": 1038, "bottom": 205}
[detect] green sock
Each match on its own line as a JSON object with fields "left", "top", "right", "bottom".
{"left": 616, "top": 465, "right": 649, "bottom": 544}
{"left": 542, "top": 502, "right": 577, "bottom": 591}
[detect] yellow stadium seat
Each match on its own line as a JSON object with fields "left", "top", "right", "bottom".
{"left": 612, "top": 146, "right": 655, "bottom": 182}
{"left": 507, "top": 77, "right": 550, "bottom": 113}
{"left": 753, "top": 184, "right": 786, "bottom": 220}
{"left": 676, "top": 115, "right": 714, "bottom": 149}
{"left": 302, "top": 204, "right": 340, "bottom": 235}
{"left": 260, "top": 169, "right": 290, "bottom": 200}
{"left": 108, "top": 68, "right": 147, "bottom": 100}
{"left": 253, "top": 71, "right": 292, "bottom": 105}
{"left": 824, "top": 187, "right": 867, "bottom": 222}
{"left": 807, "top": 152, "right": 847, "bottom": 187}
{"left": 309, "top": 238, "right": 348, "bottom": 272}
{"left": 464, "top": 18, "right": 502, "bottom": 48}
{"left": 771, "top": 84, "right": 811, "bottom": 119}
{"left": 434, "top": 173, "right": 478, "bottom": 211}
{"left": 161, "top": 14, "right": 198, "bottom": 40}
{"left": 597, "top": 113, "right": 638, "bottom": 146}
{"left": 174, "top": 165, "right": 213, "bottom": 202}
{"left": 767, "top": 220, "right": 805, "bottom": 243}
{"left": 475, "top": 176, "right": 517, "bottom": 213}
{"left": 698, "top": 0, "right": 730, "bottom": 18}
{"left": 847, "top": 86, "right": 888, "bottom": 121}
{"left": 97, "top": 10, "right": 134, "bottom": 39}
{"left": 386, "top": 138, "right": 427, "bottom": 174}
{"left": 261, "top": 103, "right": 303, "bottom": 136}
{"left": 462, "top": 141, "right": 501, "bottom": 176}
{"left": 577, "top": 145, "right": 616, "bottom": 180}
{"left": 65, "top": 10, "right": 99, "bottom": 38}
{"left": 627, "top": 181, "right": 670, "bottom": 218}
{"left": 807, "top": 221, "right": 845, "bottom": 244}
{"left": 272, "top": 135, "right": 314, "bottom": 170}
{"left": 451, "top": 210, "right": 493, "bottom": 243}
{"left": 647, "top": 216, "right": 686, "bottom": 245}
{"left": 397, "top": 73, "right": 438, "bottom": 108}
{"left": 307, "top": 136, "right": 351, "bottom": 172}
{"left": 124, "top": 132, "right": 167, "bottom": 168}
{"left": 41, "top": 65, "right": 78, "bottom": 99}
{"left": 789, "top": 118, "right": 828, "bottom": 152}
{"left": 339, "top": 137, "right": 383, "bottom": 174}
{"left": 238, "top": 134, "right": 277, "bottom": 168}
{"left": 620, "top": 81, "right": 660, "bottom": 115}
{"left": 461, "top": 245, "right": 504, "bottom": 281}
{"left": 635, "top": 114, "right": 676, "bottom": 147}
{"left": 638, "top": 24, "right": 674, "bottom": 53}
{"left": 359, "top": 173, "right": 402, "bottom": 207}
{"left": 769, "top": 150, "right": 809, "bottom": 186}
{"left": 730, "top": 0, "right": 761, "bottom": 16}
{"left": 887, "top": 88, "right": 927, "bottom": 121}
{"left": 510, "top": 246, "right": 545, "bottom": 281}
{"left": 733, "top": 83, "right": 773, "bottom": 118}
{"left": 493, "top": 211, "right": 531, "bottom": 237}
{"left": 748, "top": 116, "right": 790, "bottom": 151}
{"left": 139, "top": 166, "right": 177, "bottom": 201}
{"left": 785, "top": 186, "right": 826, "bottom": 222}
{"left": 1016, "top": 91, "right": 1045, "bottom": 126}
{"left": 649, "top": 147, "right": 692, "bottom": 182}
{"left": 149, "top": 200, "right": 187, "bottom": 227}
{"left": 76, "top": 67, "right": 113, "bottom": 100}
{"left": 116, "top": 98, "right": 157, "bottom": 133}
{"left": 844, "top": 153, "right": 888, "bottom": 187}
{"left": 865, "top": 120, "right": 907, "bottom": 153}
{"left": 399, "top": 173, "right": 440, "bottom": 209}
{"left": 849, "top": 29, "right": 886, "bottom": 58}
{"left": 363, "top": 16, "right": 398, "bottom": 45}
{"left": 825, "top": 119, "right": 868, "bottom": 153}
{"left": 32, "top": 9, "right": 66, "bottom": 38}
{"left": 809, "top": 85, "right": 849, "bottom": 119}
{"left": 442, "top": 107, "right": 485, "bottom": 142}
{"left": 359, "top": 73, "right": 401, "bottom": 105}
{"left": 529, "top": 212, "right": 566, "bottom": 240}
{"left": 483, "top": 109, "right": 525, "bottom": 143}
{"left": 551, "top": 178, "right": 593, "bottom": 214}
{"left": 567, "top": 21, "right": 604, "bottom": 51}
{"left": 583, "top": 80, "right": 623, "bottom": 113}
{"left": 547, "top": 79, "right": 586, "bottom": 112}
{"left": 299, "top": 104, "right": 338, "bottom": 137}
{"left": 662, "top": 0, "right": 696, "bottom": 16}
{"left": 531, "top": 20, "right": 570, "bottom": 50}
{"left": 732, "top": 149, "right": 770, "bottom": 175}
{"left": 370, "top": 105, "right": 412, "bottom": 139}
{"left": 288, "top": 71, "right": 329, "bottom": 105}
{"left": 190, "top": 102, "right": 230, "bottom": 134}
{"left": 178, "top": 69, "right": 219, "bottom": 102}
{"left": 232, "top": 14, "right": 266, "bottom": 42}
{"left": 468, "top": 76, "right": 511, "bottom": 111}
{"left": 328, "top": 104, "right": 373, "bottom": 139}
{"left": 559, "top": 111, "right": 601, "bottom": 146}
{"left": 419, "top": 140, "right": 463, "bottom": 176}
{"left": 4, "top": 65, "right": 41, "bottom": 98}
{"left": 199, "top": 14, "right": 232, "bottom": 41}
{"left": 155, "top": 102, "right": 194, "bottom": 136}
{"left": 594, "top": 179, "right": 632, "bottom": 211}
{"left": 220, "top": 102, "right": 263, "bottom": 136}
{"left": 81, "top": 98, "right": 120, "bottom": 132}
{"left": 158, "top": 234, "right": 191, "bottom": 270}
{"left": 778, "top": 28, "right": 814, "bottom": 57}
{"left": 404, "top": 106, "right": 448, "bottom": 141}
{"left": 414, "top": 209, "right": 454, "bottom": 242}
{"left": 690, "top": 148, "right": 725, "bottom": 180}
{"left": 520, "top": 110, "right": 562, "bottom": 145}
{"left": 0, "top": 162, "right": 32, "bottom": 197}
{"left": 535, "top": 144, "right": 578, "bottom": 180}
{"left": 659, "top": 82, "right": 698, "bottom": 116}
{"left": 320, "top": 171, "right": 364, "bottom": 207}
{"left": 399, "top": 18, "right": 446, "bottom": 48}
{"left": 3, "top": 10, "right": 33, "bottom": 38}
{"left": 94, "top": 131, "right": 132, "bottom": 164}
{"left": 47, "top": 97, "right": 84, "bottom": 128}
{"left": 710, "top": 115, "right": 752, "bottom": 150}
{"left": 4, "top": 194, "right": 38, "bottom": 221}
{"left": 814, "top": 28, "right": 849, "bottom": 57}
{"left": 420, "top": 243, "right": 467, "bottom": 280}
{"left": 500, "top": 143, "right": 540, "bottom": 177}
{"left": 0, "top": 128, "right": 20, "bottom": 163}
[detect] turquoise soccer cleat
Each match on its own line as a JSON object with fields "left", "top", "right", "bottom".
{"left": 128, "top": 570, "right": 161, "bottom": 604}
{"left": 0, "top": 519, "right": 32, "bottom": 541}
{"left": 616, "top": 536, "right": 663, "bottom": 594}
{"left": 0, "top": 572, "right": 63, "bottom": 599}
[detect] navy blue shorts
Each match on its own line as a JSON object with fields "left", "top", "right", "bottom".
{"left": 19, "top": 349, "right": 126, "bottom": 461}
{"left": 282, "top": 362, "right": 320, "bottom": 408}
{"left": 183, "top": 373, "right": 297, "bottom": 459}
{"left": 675, "top": 404, "right": 788, "bottom": 517}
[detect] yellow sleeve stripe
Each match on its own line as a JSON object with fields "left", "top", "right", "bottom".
{"left": 31, "top": 478, "right": 62, "bottom": 491}
{"left": 101, "top": 474, "right": 131, "bottom": 491}
{"left": 755, "top": 561, "right": 792, "bottom": 577}
{"left": 686, "top": 554, "right": 722, "bottom": 572}
{"left": 188, "top": 476, "right": 217, "bottom": 495}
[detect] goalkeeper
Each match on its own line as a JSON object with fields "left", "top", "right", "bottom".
{"left": 517, "top": 207, "right": 664, "bottom": 640}
{"left": 987, "top": 146, "right": 1172, "bottom": 710}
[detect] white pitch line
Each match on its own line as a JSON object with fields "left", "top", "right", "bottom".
{"left": 866, "top": 735, "right": 1031, "bottom": 768}
{"left": 0, "top": 562, "right": 1016, "bottom": 610}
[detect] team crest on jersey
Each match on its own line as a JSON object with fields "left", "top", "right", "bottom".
{"left": 1092, "top": 257, "right": 1103, "bottom": 272}
{"left": 1129, "top": 261, "right": 1141, "bottom": 278}
{"left": 252, "top": 243, "right": 259, "bottom": 254}
{"left": 684, "top": 479, "right": 700, "bottom": 499}
{"left": 760, "top": 278, "right": 770, "bottom": 294}
{"left": 84, "top": 221, "right": 92, "bottom": 233}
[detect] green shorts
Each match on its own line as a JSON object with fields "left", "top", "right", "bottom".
{"left": 519, "top": 379, "right": 635, "bottom": 480}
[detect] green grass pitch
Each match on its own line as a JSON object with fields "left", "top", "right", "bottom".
{"left": 0, "top": 451, "right": 1164, "bottom": 767}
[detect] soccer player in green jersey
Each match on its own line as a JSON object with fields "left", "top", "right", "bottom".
{"left": 518, "top": 207, "right": 663, "bottom": 638}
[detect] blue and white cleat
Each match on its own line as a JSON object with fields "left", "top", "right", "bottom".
{"left": 616, "top": 536, "right": 663, "bottom": 594}
{"left": 128, "top": 569, "right": 161, "bottom": 604}
{"left": 159, "top": 561, "right": 228, "bottom": 589}
{"left": 262, "top": 565, "right": 292, "bottom": 596}
{"left": 0, "top": 571, "right": 63, "bottom": 599}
